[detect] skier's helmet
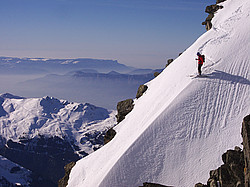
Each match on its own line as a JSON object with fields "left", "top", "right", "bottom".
{"left": 197, "top": 52, "right": 201, "bottom": 56}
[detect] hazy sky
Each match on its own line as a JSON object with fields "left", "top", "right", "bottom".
{"left": 0, "top": 0, "right": 214, "bottom": 68}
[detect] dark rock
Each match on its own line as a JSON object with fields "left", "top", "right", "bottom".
{"left": 166, "top": 59, "right": 174, "bottom": 67}
{"left": 10, "top": 166, "right": 21, "bottom": 173}
{"left": 58, "top": 161, "right": 76, "bottom": 187}
{"left": 136, "top": 85, "right": 148, "bottom": 99}
{"left": 195, "top": 183, "right": 207, "bottom": 187}
{"left": 78, "top": 150, "right": 88, "bottom": 157}
{"left": 205, "top": 5, "right": 223, "bottom": 14}
{"left": 222, "top": 147, "right": 244, "bottom": 166}
{"left": 204, "top": 21, "right": 213, "bottom": 31}
{"left": 203, "top": 14, "right": 214, "bottom": 30}
{"left": 208, "top": 147, "right": 244, "bottom": 187}
{"left": 104, "top": 128, "right": 117, "bottom": 144}
{"left": 202, "top": 3, "right": 224, "bottom": 31}
{"left": 154, "top": 72, "right": 160, "bottom": 77}
{"left": 241, "top": 114, "right": 250, "bottom": 186}
{"left": 216, "top": 0, "right": 226, "bottom": 4}
{"left": 167, "top": 59, "right": 174, "bottom": 64}
{"left": 139, "top": 182, "right": 172, "bottom": 187}
{"left": 116, "top": 99, "right": 134, "bottom": 123}
{"left": 196, "top": 147, "right": 244, "bottom": 187}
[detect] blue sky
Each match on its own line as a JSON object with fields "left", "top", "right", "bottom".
{"left": 0, "top": 0, "right": 214, "bottom": 68}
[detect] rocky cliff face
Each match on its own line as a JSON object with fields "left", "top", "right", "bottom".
{"left": 241, "top": 114, "right": 250, "bottom": 186}
{"left": 195, "top": 115, "right": 250, "bottom": 187}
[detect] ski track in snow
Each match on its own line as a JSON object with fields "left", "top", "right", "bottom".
{"left": 68, "top": 0, "right": 250, "bottom": 186}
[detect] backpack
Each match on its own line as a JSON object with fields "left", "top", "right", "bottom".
{"left": 201, "top": 55, "right": 205, "bottom": 63}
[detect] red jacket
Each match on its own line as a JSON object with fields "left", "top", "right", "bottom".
{"left": 198, "top": 55, "right": 204, "bottom": 65}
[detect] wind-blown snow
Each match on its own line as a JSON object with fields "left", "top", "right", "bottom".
{"left": 68, "top": 0, "right": 250, "bottom": 186}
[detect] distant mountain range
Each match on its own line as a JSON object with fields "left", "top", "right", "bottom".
{"left": 0, "top": 57, "right": 134, "bottom": 74}
{"left": 0, "top": 57, "right": 163, "bottom": 109}
{"left": 0, "top": 56, "right": 162, "bottom": 75}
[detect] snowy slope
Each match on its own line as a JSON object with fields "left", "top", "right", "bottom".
{"left": 68, "top": 0, "right": 250, "bottom": 186}
{"left": 0, "top": 93, "right": 116, "bottom": 155}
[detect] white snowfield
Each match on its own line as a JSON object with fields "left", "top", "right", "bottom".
{"left": 0, "top": 93, "right": 116, "bottom": 155}
{"left": 68, "top": 0, "right": 250, "bottom": 186}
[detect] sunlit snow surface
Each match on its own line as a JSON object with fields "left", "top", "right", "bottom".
{"left": 68, "top": 0, "right": 250, "bottom": 186}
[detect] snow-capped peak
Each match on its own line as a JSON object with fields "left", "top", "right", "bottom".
{"left": 0, "top": 94, "right": 116, "bottom": 156}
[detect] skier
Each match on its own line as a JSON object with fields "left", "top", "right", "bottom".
{"left": 196, "top": 52, "right": 204, "bottom": 75}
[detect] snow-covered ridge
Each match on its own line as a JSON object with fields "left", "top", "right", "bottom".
{"left": 0, "top": 93, "right": 116, "bottom": 155}
{"left": 68, "top": 0, "right": 250, "bottom": 186}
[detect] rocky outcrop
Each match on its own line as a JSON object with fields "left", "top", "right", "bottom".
{"left": 58, "top": 161, "right": 76, "bottom": 187}
{"left": 241, "top": 114, "right": 250, "bottom": 186}
{"left": 202, "top": 1, "right": 225, "bottom": 31}
{"left": 195, "top": 115, "right": 250, "bottom": 187}
{"left": 104, "top": 128, "right": 117, "bottom": 144}
{"left": 205, "top": 4, "right": 224, "bottom": 15}
{"left": 195, "top": 183, "right": 207, "bottom": 187}
{"left": 216, "top": 0, "right": 227, "bottom": 4}
{"left": 154, "top": 72, "right": 161, "bottom": 77}
{"left": 209, "top": 147, "right": 244, "bottom": 187}
{"left": 139, "top": 182, "right": 172, "bottom": 187}
{"left": 195, "top": 146, "right": 244, "bottom": 187}
{"left": 136, "top": 85, "right": 148, "bottom": 99}
{"left": 166, "top": 59, "right": 174, "bottom": 68}
{"left": 116, "top": 99, "right": 134, "bottom": 123}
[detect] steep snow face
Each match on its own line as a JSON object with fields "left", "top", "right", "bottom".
{"left": 68, "top": 0, "right": 250, "bottom": 186}
{"left": 0, "top": 94, "right": 116, "bottom": 155}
